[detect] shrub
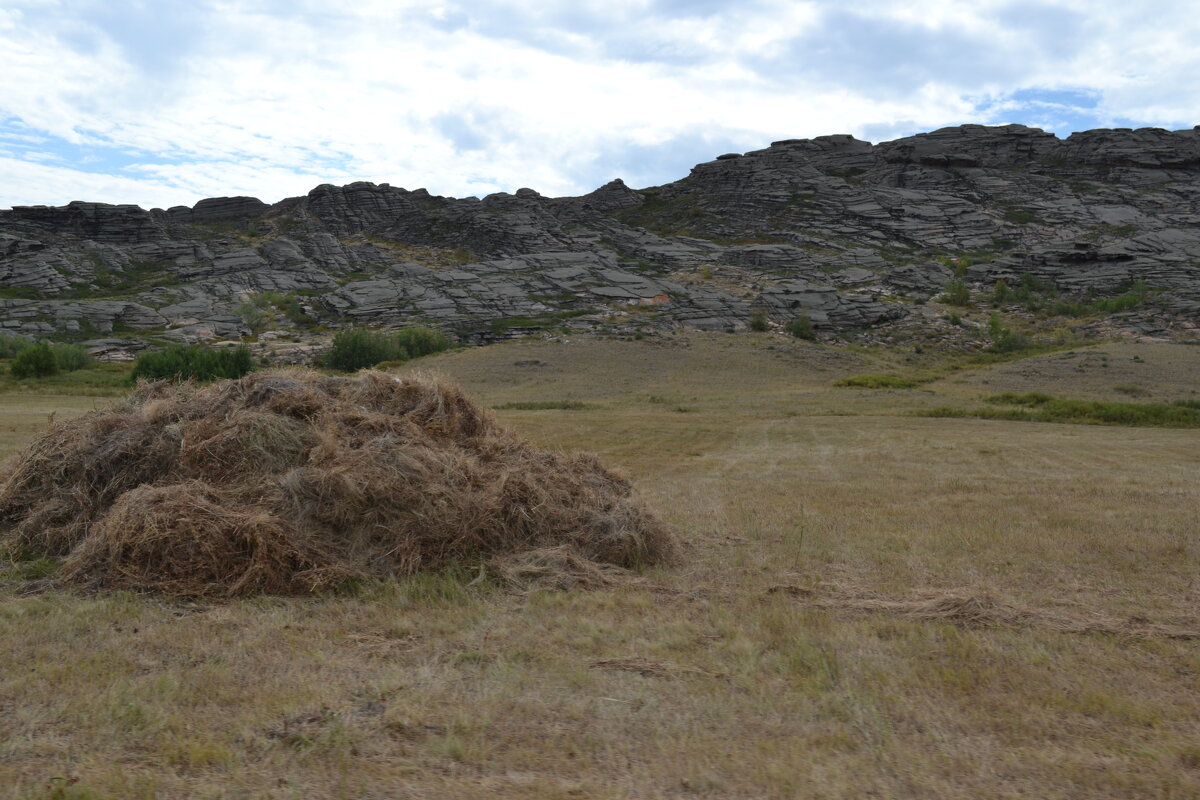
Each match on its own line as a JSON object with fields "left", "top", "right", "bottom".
{"left": 394, "top": 326, "right": 451, "bottom": 358}
{"left": 787, "top": 313, "right": 817, "bottom": 340}
{"left": 988, "top": 274, "right": 1152, "bottom": 318}
{"left": 50, "top": 343, "right": 92, "bottom": 372}
{"left": 749, "top": 309, "right": 770, "bottom": 332}
{"left": 941, "top": 279, "right": 971, "bottom": 306}
{"left": 324, "top": 326, "right": 450, "bottom": 372}
{"left": 991, "top": 280, "right": 1012, "bottom": 305}
{"left": 1003, "top": 206, "right": 1040, "bottom": 225}
{"left": 10, "top": 343, "right": 58, "bottom": 379}
{"left": 237, "top": 300, "right": 271, "bottom": 332}
{"left": 987, "top": 314, "right": 1029, "bottom": 353}
{"left": 129, "top": 345, "right": 255, "bottom": 383}
{"left": 325, "top": 328, "right": 396, "bottom": 372}
{"left": 0, "top": 333, "right": 31, "bottom": 359}
{"left": 238, "top": 291, "right": 314, "bottom": 330}
{"left": 281, "top": 295, "right": 312, "bottom": 325}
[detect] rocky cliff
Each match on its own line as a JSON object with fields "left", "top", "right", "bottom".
{"left": 2, "top": 123, "right": 1198, "bottom": 356}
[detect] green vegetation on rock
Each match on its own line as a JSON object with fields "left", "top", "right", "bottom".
{"left": 787, "top": 313, "right": 817, "bottom": 340}
{"left": 991, "top": 274, "right": 1153, "bottom": 317}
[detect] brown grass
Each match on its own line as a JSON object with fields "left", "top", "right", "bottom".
{"left": 1, "top": 333, "right": 1198, "bottom": 799}
{"left": 0, "top": 369, "right": 673, "bottom": 595}
{"left": 768, "top": 584, "right": 1200, "bottom": 640}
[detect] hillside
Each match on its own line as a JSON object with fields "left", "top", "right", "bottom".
{"left": 2, "top": 123, "right": 1199, "bottom": 357}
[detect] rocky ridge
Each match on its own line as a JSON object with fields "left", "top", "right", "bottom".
{"left": 2, "top": 123, "right": 1198, "bottom": 356}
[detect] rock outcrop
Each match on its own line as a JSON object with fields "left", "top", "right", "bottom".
{"left": 2, "top": 124, "right": 1198, "bottom": 349}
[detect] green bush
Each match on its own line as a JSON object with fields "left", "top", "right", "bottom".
{"left": 1003, "top": 206, "right": 1040, "bottom": 225}
{"left": 10, "top": 343, "right": 59, "bottom": 378}
{"left": 129, "top": 344, "right": 255, "bottom": 383}
{"left": 990, "top": 274, "right": 1152, "bottom": 318}
{"left": 941, "top": 279, "right": 971, "bottom": 306}
{"left": 324, "top": 328, "right": 395, "bottom": 372}
{"left": 748, "top": 309, "right": 770, "bottom": 332}
{"left": 281, "top": 295, "right": 312, "bottom": 325}
{"left": 50, "top": 343, "right": 92, "bottom": 372}
{"left": 787, "top": 313, "right": 816, "bottom": 340}
{"left": 987, "top": 314, "right": 1029, "bottom": 353}
{"left": 990, "top": 279, "right": 1012, "bottom": 305}
{"left": 1, "top": 339, "right": 89, "bottom": 377}
{"left": 0, "top": 333, "right": 31, "bottom": 359}
{"left": 237, "top": 300, "right": 271, "bottom": 332}
{"left": 238, "top": 291, "right": 314, "bottom": 330}
{"left": 324, "top": 326, "right": 451, "bottom": 372}
{"left": 393, "top": 326, "right": 452, "bottom": 358}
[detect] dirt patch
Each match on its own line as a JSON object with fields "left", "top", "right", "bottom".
{"left": 0, "top": 369, "right": 674, "bottom": 596}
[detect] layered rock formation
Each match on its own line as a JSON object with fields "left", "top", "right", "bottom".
{"left": 2, "top": 124, "right": 1198, "bottom": 350}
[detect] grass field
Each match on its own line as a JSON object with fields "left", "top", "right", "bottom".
{"left": 1, "top": 332, "right": 1198, "bottom": 799}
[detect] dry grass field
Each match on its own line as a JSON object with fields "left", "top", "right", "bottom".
{"left": 2, "top": 332, "right": 1198, "bottom": 799}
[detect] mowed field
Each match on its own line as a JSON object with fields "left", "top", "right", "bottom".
{"left": 1, "top": 332, "right": 1198, "bottom": 799}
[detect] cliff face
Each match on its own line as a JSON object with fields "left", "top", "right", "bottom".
{"left": 2, "top": 124, "right": 1198, "bottom": 349}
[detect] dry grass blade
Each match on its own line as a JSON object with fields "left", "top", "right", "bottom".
{"left": 493, "top": 545, "right": 625, "bottom": 591}
{"left": 589, "top": 657, "right": 717, "bottom": 679}
{"left": 769, "top": 585, "right": 1200, "bottom": 640}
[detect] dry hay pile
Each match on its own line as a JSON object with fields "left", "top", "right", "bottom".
{"left": 0, "top": 370, "right": 674, "bottom": 596}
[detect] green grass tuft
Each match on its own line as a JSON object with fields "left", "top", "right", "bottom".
{"left": 835, "top": 374, "right": 923, "bottom": 389}
{"left": 919, "top": 393, "right": 1200, "bottom": 428}
{"left": 492, "top": 400, "right": 588, "bottom": 410}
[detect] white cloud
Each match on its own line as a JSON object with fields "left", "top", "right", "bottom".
{"left": 0, "top": 0, "right": 1196, "bottom": 210}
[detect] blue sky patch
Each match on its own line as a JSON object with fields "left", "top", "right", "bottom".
{"left": 0, "top": 1, "right": 1196, "bottom": 208}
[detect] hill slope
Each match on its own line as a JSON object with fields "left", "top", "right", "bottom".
{"left": 2, "top": 124, "right": 1198, "bottom": 355}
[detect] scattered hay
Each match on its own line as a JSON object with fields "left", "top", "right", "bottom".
{"left": 768, "top": 585, "right": 1200, "bottom": 640}
{"left": 493, "top": 545, "right": 624, "bottom": 591}
{"left": 589, "top": 657, "right": 717, "bottom": 679}
{"left": 0, "top": 369, "right": 675, "bottom": 596}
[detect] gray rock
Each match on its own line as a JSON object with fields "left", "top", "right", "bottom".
{"left": 5, "top": 123, "right": 1200, "bottom": 341}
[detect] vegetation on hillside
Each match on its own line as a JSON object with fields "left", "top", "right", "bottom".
{"left": 5, "top": 340, "right": 92, "bottom": 379}
{"left": 323, "top": 326, "right": 451, "bottom": 371}
{"left": 921, "top": 392, "right": 1200, "bottom": 427}
{"left": 129, "top": 344, "right": 255, "bottom": 383}
{"left": 990, "top": 274, "right": 1153, "bottom": 317}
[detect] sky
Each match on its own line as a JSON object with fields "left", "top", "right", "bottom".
{"left": 1, "top": 0, "right": 1197, "bottom": 210}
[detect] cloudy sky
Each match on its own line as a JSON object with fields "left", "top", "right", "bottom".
{"left": 1, "top": 0, "right": 1197, "bottom": 210}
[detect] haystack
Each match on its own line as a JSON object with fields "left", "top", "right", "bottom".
{"left": 0, "top": 370, "right": 674, "bottom": 595}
